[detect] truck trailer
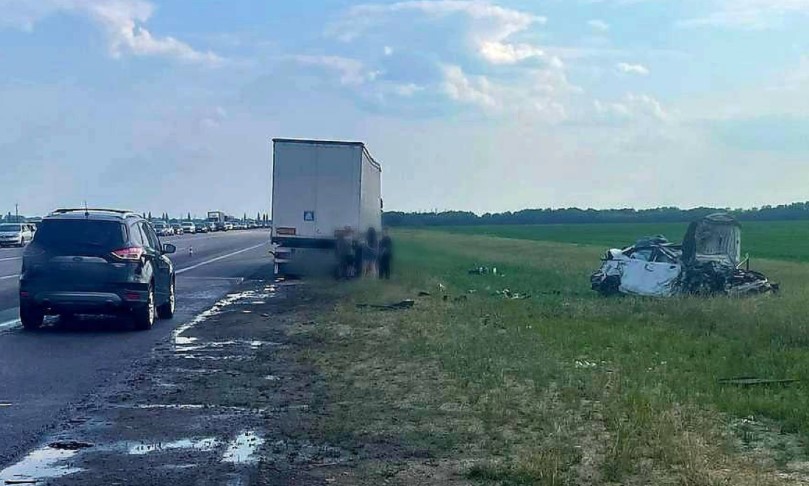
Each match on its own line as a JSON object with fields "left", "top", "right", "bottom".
{"left": 270, "top": 138, "right": 382, "bottom": 276}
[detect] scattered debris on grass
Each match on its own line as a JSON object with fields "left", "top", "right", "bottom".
{"left": 468, "top": 265, "right": 504, "bottom": 276}
{"left": 356, "top": 299, "right": 416, "bottom": 311}
{"left": 494, "top": 289, "right": 531, "bottom": 300}
{"left": 591, "top": 213, "right": 779, "bottom": 297}
{"left": 718, "top": 377, "right": 799, "bottom": 387}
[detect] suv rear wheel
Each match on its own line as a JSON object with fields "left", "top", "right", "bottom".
{"left": 157, "top": 278, "right": 176, "bottom": 319}
{"left": 133, "top": 285, "right": 155, "bottom": 331}
{"left": 20, "top": 305, "right": 44, "bottom": 330}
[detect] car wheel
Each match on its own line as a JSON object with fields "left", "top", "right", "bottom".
{"left": 20, "top": 305, "right": 44, "bottom": 330}
{"left": 157, "top": 278, "right": 176, "bottom": 319}
{"left": 133, "top": 285, "right": 156, "bottom": 331}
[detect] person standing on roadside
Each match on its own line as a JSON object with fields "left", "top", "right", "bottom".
{"left": 363, "top": 227, "right": 379, "bottom": 277}
{"left": 379, "top": 228, "right": 393, "bottom": 280}
{"left": 335, "top": 230, "right": 354, "bottom": 279}
{"left": 352, "top": 238, "right": 362, "bottom": 278}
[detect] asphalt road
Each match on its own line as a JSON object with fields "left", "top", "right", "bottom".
{"left": 0, "top": 230, "right": 272, "bottom": 466}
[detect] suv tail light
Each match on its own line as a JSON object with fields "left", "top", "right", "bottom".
{"left": 111, "top": 247, "right": 145, "bottom": 261}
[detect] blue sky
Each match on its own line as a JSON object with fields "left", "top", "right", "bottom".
{"left": 0, "top": 0, "right": 807, "bottom": 216}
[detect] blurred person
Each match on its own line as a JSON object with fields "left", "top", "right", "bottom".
{"left": 352, "top": 239, "right": 362, "bottom": 278}
{"left": 335, "top": 230, "right": 354, "bottom": 279}
{"left": 379, "top": 228, "right": 393, "bottom": 280}
{"left": 363, "top": 227, "right": 379, "bottom": 277}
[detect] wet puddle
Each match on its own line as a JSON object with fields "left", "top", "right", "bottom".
{"left": 174, "top": 336, "right": 198, "bottom": 346}
{"left": 0, "top": 445, "right": 85, "bottom": 483}
{"left": 133, "top": 403, "right": 206, "bottom": 410}
{"left": 127, "top": 438, "right": 220, "bottom": 455}
{"left": 173, "top": 340, "right": 278, "bottom": 356}
{"left": 222, "top": 431, "right": 264, "bottom": 464}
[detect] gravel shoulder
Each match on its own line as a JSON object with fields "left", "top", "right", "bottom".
{"left": 0, "top": 270, "right": 447, "bottom": 486}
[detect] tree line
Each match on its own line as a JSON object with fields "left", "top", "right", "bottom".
{"left": 382, "top": 202, "right": 809, "bottom": 227}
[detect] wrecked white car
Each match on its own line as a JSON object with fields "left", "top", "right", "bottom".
{"left": 590, "top": 213, "right": 778, "bottom": 297}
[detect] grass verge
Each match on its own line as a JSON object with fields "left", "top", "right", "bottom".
{"left": 302, "top": 229, "right": 809, "bottom": 485}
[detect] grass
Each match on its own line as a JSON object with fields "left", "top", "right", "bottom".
{"left": 436, "top": 220, "right": 809, "bottom": 263}
{"left": 303, "top": 228, "right": 809, "bottom": 485}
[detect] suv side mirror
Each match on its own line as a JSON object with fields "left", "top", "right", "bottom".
{"left": 162, "top": 243, "right": 177, "bottom": 254}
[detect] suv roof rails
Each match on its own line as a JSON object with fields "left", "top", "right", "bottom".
{"left": 50, "top": 208, "right": 138, "bottom": 217}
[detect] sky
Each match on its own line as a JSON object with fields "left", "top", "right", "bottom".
{"left": 0, "top": 0, "right": 807, "bottom": 217}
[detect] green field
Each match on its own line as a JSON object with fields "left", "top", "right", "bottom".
{"left": 309, "top": 226, "right": 809, "bottom": 485}
{"left": 437, "top": 220, "right": 809, "bottom": 262}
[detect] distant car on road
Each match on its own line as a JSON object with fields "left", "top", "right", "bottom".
{"left": 206, "top": 222, "right": 217, "bottom": 232}
{"left": 0, "top": 223, "right": 35, "bottom": 247}
{"left": 171, "top": 223, "right": 184, "bottom": 235}
{"left": 19, "top": 208, "right": 177, "bottom": 330}
{"left": 152, "top": 222, "right": 174, "bottom": 237}
{"left": 194, "top": 223, "right": 209, "bottom": 234}
{"left": 224, "top": 223, "right": 234, "bottom": 231}
{"left": 181, "top": 222, "right": 196, "bottom": 234}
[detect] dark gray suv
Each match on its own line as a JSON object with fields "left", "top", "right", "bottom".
{"left": 19, "top": 209, "right": 177, "bottom": 331}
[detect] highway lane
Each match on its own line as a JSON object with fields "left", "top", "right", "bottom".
{"left": 0, "top": 230, "right": 273, "bottom": 466}
{"left": 0, "top": 230, "right": 269, "bottom": 326}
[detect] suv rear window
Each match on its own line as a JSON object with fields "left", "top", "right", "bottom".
{"left": 34, "top": 220, "right": 127, "bottom": 252}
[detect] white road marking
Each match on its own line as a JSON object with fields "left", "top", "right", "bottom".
{"left": 180, "top": 277, "right": 245, "bottom": 283}
{"left": 0, "top": 318, "right": 20, "bottom": 331}
{"left": 176, "top": 243, "right": 266, "bottom": 275}
{"left": 0, "top": 274, "right": 19, "bottom": 281}
{"left": 0, "top": 257, "right": 21, "bottom": 262}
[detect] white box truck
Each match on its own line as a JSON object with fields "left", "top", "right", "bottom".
{"left": 271, "top": 138, "right": 382, "bottom": 276}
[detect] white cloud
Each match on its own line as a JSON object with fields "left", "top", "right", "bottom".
{"left": 681, "top": 0, "right": 809, "bottom": 29}
{"left": 616, "top": 62, "right": 650, "bottom": 76}
{"left": 595, "top": 93, "right": 669, "bottom": 122}
{"left": 479, "top": 41, "right": 545, "bottom": 64}
{"left": 291, "top": 55, "right": 380, "bottom": 86}
{"left": 0, "top": 0, "right": 222, "bottom": 65}
{"left": 316, "top": 1, "right": 576, "bottom": 119}
{"left": 442, "top": 64, "right": 498, "bottom": 108}
{"left": 587, "top": 19, "right": 610, "bottom": 32}
{"left": 440, "top": 63, "right": 575, "bottom": 122}
{"left": 328, "top": 1, "right": 548, "bottom": 65}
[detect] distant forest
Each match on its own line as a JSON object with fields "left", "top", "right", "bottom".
{"left": 382, "top": 202, "right": 809, "bottom": 227}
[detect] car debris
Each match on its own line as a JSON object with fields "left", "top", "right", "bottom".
{"left": 47, "top": 440, "right": 94, "bottom": 450}
{"left": 468, "top": 266, "right": 502, "bottom": 276}
{"left": 718, "top": 377, "right": 799, "bottom": 387}
{"left": 590, "top": 213, "right": 778, "bottom": 297}
{"left": 356, "top": 299, "right": 415, "bottom": 311}
{"left": 494, "top": 289, "right": 531, "bottom": 300}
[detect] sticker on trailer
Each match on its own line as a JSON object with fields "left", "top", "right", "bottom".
{"left": 303, "top": 211, "right": 315, "bottom": 221}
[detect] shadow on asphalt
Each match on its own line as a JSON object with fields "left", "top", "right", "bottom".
{"left": 26, "top": 315, "right": 139, "bottom": 334}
